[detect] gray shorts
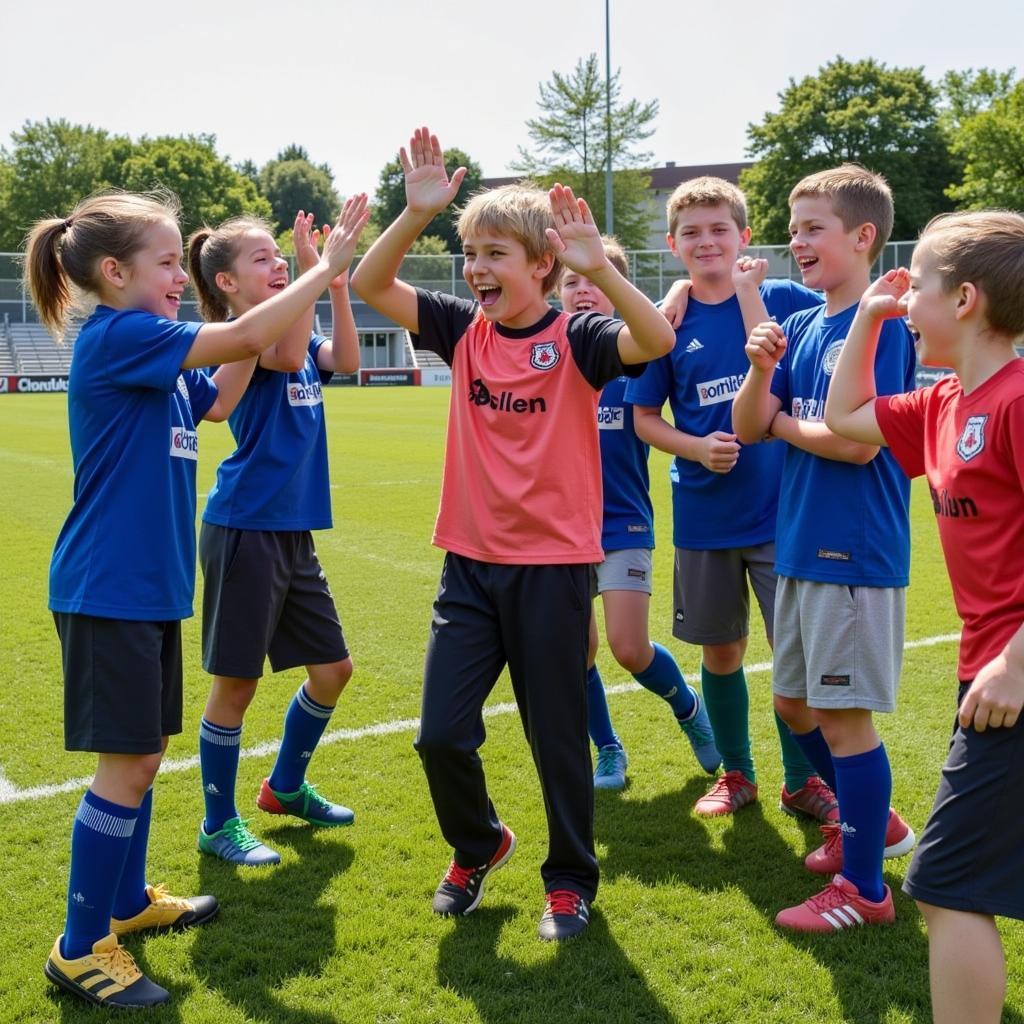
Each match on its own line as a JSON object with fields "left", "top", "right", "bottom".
{"left": 672, "top": 543, "right": 777, "bottom": 645}
{"left": 772, "top": 576, "right": 906, "bottom": 711}
{"left": 590, "top": 547, "right": 654, "bottom": 597}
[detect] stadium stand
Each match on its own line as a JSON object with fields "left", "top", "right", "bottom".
{"left": 9, "top": 322, "right": 76, "bottom": 373}
{"left": 0, "top": 316, "right": 19, "bottom": 373}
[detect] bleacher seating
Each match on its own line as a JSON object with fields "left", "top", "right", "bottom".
{"left": 0, "top": 320, "right": 18, "bottom": 373}
{"left": 8, "top": 322, "right": 77, "bottom": 374}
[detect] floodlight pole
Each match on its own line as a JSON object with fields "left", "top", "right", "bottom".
{"left": 604, "top": 0, "right": 614, "bottom": 235}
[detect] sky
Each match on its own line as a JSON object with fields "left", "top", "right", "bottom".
{"left": 1, "top": 0, "right": 1019, "bottom": 199}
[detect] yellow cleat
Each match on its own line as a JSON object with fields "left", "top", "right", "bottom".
{"left": 44, "top": 932, "right": 170, "bottom": 1008}
{"left": 110, "top": 882, "right": 219, "bottom": 936}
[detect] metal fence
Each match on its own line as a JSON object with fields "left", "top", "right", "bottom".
{"left": 0, "top": 242, "right": 922, "bottom": 326}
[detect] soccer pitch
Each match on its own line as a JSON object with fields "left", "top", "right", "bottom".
{"left": 0, "top": 389, "right": 1020, "bottom": 1024}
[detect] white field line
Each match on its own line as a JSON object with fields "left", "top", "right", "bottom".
{"left": 0, "top": 632, "right": 959, "bottom": 807}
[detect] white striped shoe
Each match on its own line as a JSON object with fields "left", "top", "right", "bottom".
{"left": 775, "top": 874, "right": 895, "bottom": 933}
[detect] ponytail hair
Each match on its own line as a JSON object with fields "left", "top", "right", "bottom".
{"left": 23, "top": 190, "right": 181, "bottom": 343}
{"left": 187, "top": 217, "right": 275, "bottom": 323}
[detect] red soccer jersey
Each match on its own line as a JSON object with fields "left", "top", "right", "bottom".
{"left": 414, "top": 291, "right": 632, "bottom": 564}
{"left": 876, "top": 359, "right": 1024, "bottom": 680}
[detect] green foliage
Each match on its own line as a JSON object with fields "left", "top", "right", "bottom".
{"left": 372, "top": 147, "right": 483, "bottom": 253}
{"left": 946, "top": 76, "right": 1024, "bottom": 210}
{"left": 741, "top": 57, "right": 957, "bottom": 244}
{"left": 0, "top": 119, "right": 132, "bottom": 249}
{"left": 260, "top": 152, "right": 341, "bottom": 236}
{"left": 939, "top": 67, "right": 1017, "bottom": 134}
{"left": 119, "top": 134, "right": 272, "bottom": 238}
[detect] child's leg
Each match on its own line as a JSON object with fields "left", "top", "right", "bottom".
{"left": 700, "top": 641, "right": 754, "bottom": 780}
{"left": 200, "top": 676, "right": 258, "bottom": 832}
{"left": 585, "top": 604, "right": 621, "bottom": 751}
{"left": 918, "top": 904, "right": 1005, "bottom": 1024}
{"left": 414, "top": 554, "right": 507, "bottom": 867}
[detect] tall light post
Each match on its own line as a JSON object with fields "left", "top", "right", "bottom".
{"left": 604, "top": 0, "right": 614, "bottom": 234}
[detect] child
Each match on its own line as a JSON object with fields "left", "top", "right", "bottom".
{"left": 351, "top": 127, "right": 674, "bottom": 941}
{"left": 558, "top": 237, "right": 720, "bottom": 791}
{"left": 731, "top": 165, "right": 916, "bottom": 932}
{"left": 625, "top": 177, "right": 833, "bottom": 820}
{"left": 190, "top": 203, "right": 366, "bottom": 866}
{"left": 25, "top": 189, "right": 365, "bottom": 1008}
{"left": 825, "top": 211, "right": 1024, "bottom": 1022}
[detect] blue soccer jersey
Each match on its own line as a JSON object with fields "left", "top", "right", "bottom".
{"left": 770, "top": 302, "right": 917, "bottom": 586}
{"left": 598, "top": 375, "right": 653, "bottom": 551}
{"left": 625, "top": 279, "right": 822, "bottom": 549}
{"left": 49, "top": 306, "right": 215, "bottom": 620}
{"left": 202, "top": 336, "right": 334, "bottom": 531}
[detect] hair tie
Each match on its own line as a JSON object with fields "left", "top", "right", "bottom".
{"left": 62, "top": 218, "right": 73, "bottom": 232}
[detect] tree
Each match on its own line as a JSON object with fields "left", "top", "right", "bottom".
{"left": 946, "top": 77, "right": 1024, "bottom": 210}
{"left": 372, "top": 147, "right": 483, "bottom": 252}
{"left": 513, "top": 53, "right": 658, "bottom": 249}
{"left": 260, "top": 152, "right": 340, "bottom": 236}
{"left": 119, "top": 134, "right": 272, "bottom": 237}
{"left": 739, "top": 57, "right": 957, "bottom": 244}
{"left": 0, "top": 119, "right": 131, "bottom": 249}
{"left": 940, "top": 67, "right": 1017, "bottom": 135}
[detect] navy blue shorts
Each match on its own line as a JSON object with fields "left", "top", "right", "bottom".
{"left": 903, "top": 682, "right": 1024, "bottom": 920}
{"left": 200, "top": 524, "right": 348, "bottom": 679}
{"left": 54, "top": 613, "right": 182, "bottom": 754}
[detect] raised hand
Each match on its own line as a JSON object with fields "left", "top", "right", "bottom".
{"left": 745, "top": 320, "right": 787, "bottom": 372}
{"left": 293, "top": 211, "right": 320, "bottom": 275}
{"left": 320, "top": 193, "right": 371, "bottom": 278}
{"left": 401, "top": 127, "right": 467, "bottom": 217}
{"left": 545, "top": 183, "right": 606, "bottom": 276}
{"left": 732, "top": 256, "right": 769, "bottom": 291}
{"left": 660, "top": 278, "right": 692, "bottom": 328}
{"left": 860, "top": 267, "right": 910, "bottom": 320}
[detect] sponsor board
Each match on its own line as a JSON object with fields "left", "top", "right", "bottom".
{"left": 420, "top": 368, "right": 452, "bottom": 387}
{"left": 360, "top": 368, "right": 421, "bottom": 387}
{"left": 0, "top": 375, "right": 70, "bottom": 394}
{"left": 326, "top": 372, "right": 360, "bottom": 387}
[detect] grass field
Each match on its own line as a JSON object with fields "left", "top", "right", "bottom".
{"left": 0, "top": 389, "right": 1021, "bottom": 1024}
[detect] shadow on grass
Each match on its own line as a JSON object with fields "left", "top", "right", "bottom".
{"left": 594, "top": 780, "right": 1024, "bottom": 1024}
{"left": 192, "top": 825, "right": 354, "bottom": 1024}
{"left": 437, "top": 904, "right": 676, "bottom": 1024}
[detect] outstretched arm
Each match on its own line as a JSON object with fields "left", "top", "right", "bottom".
{"left": 203, "top": 358, "right": 259, "bottom": 422}
{"left": 825, "top": 268, "right": 910, "bottom": 446}
{"left": 546, "top": 184, "right": 673, "bottom": 364}
{"left": 317, "top": 223, "right": 361, "bottom": 375}
{"left": 351, "top": 127, "right": 467, "bottom": 333}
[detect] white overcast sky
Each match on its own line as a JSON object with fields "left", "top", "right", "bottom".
{"left": 1, "top": 0, "right": 1018, "bottom": 198}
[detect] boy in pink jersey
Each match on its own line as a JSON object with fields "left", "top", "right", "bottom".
{"left": 352, "top": 127, "right": 674, "bottom": 941}
{"left": 826, "top": 211, "right": 1024, "bottom": 1023}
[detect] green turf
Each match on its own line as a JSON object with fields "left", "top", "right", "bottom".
{"left": 0, "top": 390, "right": 1020, "bottom": 1024}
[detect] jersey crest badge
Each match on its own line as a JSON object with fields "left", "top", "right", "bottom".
{"left": 956, "top": 414, "right": 988, "bottom": 462}
{"left": 822, "top": 340, "right": 845, "bottom": 376}
{"left": 530, "top": 341, "right": 560, "bottom": 371}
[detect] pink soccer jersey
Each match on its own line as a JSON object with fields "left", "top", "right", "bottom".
{"left": 415, "top": 292, "right": 633, "bottom": 565}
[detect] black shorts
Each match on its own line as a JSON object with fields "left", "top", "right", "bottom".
{"left": 54, "top": 613, "right": 183, "bottom": 754}
{"left": 200, "top": 523, "right": 348, "bottom": 679}
{"left": 903, "top": 681, "right": 1024, "bottom": 920}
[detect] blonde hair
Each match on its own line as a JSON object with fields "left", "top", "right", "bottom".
{"left": 919, "top": 210, "right": 1024, "bottom": 338}
{"left": 188, "top": 216, "right": 277, "bottom": 322}
{"left": 23, "top": 190, "right": 181, "bottom": 342}
{"left": 457, "top": 183, "right": 560, "bottom": 292}
{"left": 667, "top": 177, "right": 747, "bottom": 236}
{"left": 789, "top": 164, "right": 893, "bottom": 262}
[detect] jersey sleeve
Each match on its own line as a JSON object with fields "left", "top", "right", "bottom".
{"left": 101, "top": 310, "right": 202, "bottom": 392}
{"left": 411, "top": 290, "right": 478, "bottom": 365}
{"left": 310, "top": 334, "right": 334, "bottom": 385}
{"left": 565, "top": 311, "right": 634, "bottom": 390}
{"left": 875, "top": 387, "right": 928, "bottom": 479}
{"left": 623, "top": 348, "right": 672, "bottom": 408}
{"left": 762, "top": 279, "right": 823, "bottom": 321}
{"left": 183, "top": 368, "right": 219, "bottom": 422}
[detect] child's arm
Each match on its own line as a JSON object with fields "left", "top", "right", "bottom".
{"left": 256, "top": 212, "right": 319, "bottom": 373}
{"left": 633, "top": 408, "right": 740, "bottom": 474}
{"left": 731, "top": 321, "right": 785, "bottom": 442}
{"left": 182, "top": 195, "right": 369, "bottom": 369}
{"left": 959, "top": 622, "right": 1024, "bottom": 732}
{"left": 203, "top": 358, "right": 259, "bottom": 422}
{"left": 768, "top": 412, "right": 879, "bottom": 463}
{"left": 546, "top": 184, "right": 674, "bottom": 364}
{"left": 732, "top": 257, "right": 771, "bottom": 337}
{"left": 659, "top": 278, "right": 691, "bottom": 329}
{"left": 825, "top": 269, "right": 910, "bottom": 445}
{"left": 350, "top": 128, "right": 467, "bottom": 334}
{"left": 317, "top": 264, "right": 361, "bottom": 374}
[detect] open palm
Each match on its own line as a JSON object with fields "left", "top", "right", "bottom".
{"left": 401, "top": 126, "right": 467, "bottom": 217}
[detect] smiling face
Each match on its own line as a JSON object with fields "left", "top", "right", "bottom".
{"left": 559, "top": 270, "right": 615, "bottom": 317}
{"left": 667, "top": 203, "right": 750, "bottom": 283}
{"left": 461, "top": 230, "right": 552, "bottom": 328}
{"left": 216, "top": 229, "right": 290, "bottom": 314}
{"left": 788, "top": 195, "right": 867, "bottom": 294}
{"left": 113, "top": 218, "right": 188, "bottom": 319}
{"left": 906, "top": 243, "right": 960, "bottom": 367}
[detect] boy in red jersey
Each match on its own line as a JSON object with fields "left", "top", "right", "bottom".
{"left": 826, "top": 211, "right": 1024, "bottom": 1024}
{"left": 352, "top": 127, "right": 674, "bottom": 941}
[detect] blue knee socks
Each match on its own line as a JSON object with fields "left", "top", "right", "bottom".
{"left": 633, "top": 643, "right": 696, "bottom": 720}
{"left": 200, "top": 718, "right": 242, "bottom": 833}
{"left": 586, "top": 665, "right": 621, "bottom": 750}
{"left": 268, "top": 684, "right": 335, "bottom": 794}
{"left": 111, "top": 787, "right": 153, "bottom": 921}
{"left": 790, "top": 726, "right": 837, "bottom": 791}
{"left": 833, "top": 743, "right": 891, "bottom": 903}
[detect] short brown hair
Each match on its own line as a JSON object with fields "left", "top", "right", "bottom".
{"left": 23, "top": 190, "right": 180, "bottom": 342}
{"left": 188, "top": 216, "right": 276, "bottom": 322}
{"left": 457, "top": 183, "right": 559, "bottom": 292}
{"left": 789, "top": 164, "right": 893, "bottom": 262}
{"left": 667, "top": 177, "right": 747, "bottom": 236}
{"left": 919, "top": 210, "right": 1024, "bottom": 338}
{"left": 554, "top": 235, "right": 628, "bottom": 293}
